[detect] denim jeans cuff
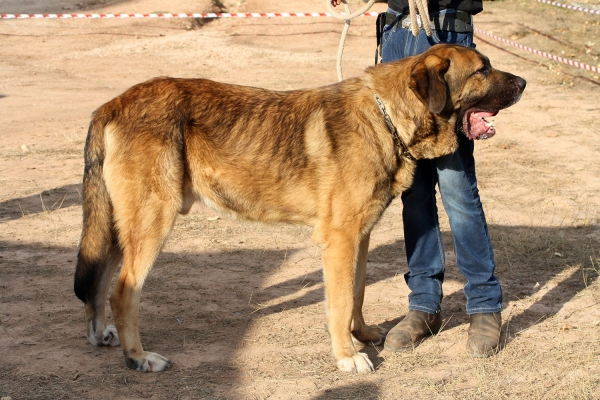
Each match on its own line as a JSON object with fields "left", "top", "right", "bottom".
{"left": 466, "top": 306, "right": 502, "bottom": 315}
{"left": 408, "top": 304, "right": 441, "bottom": 314}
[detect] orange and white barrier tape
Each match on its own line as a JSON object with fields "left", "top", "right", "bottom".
{"left": 0, "top": 12, "right": 378, "bottom": 19}
{"left": 1, "top": 10, "right": 597, "bottom": 75}
{"left": 536, "top": 0, "right": 600, "bottom": 15}
{"left": 475, "top": 28, "right": 599, "bottom": 74}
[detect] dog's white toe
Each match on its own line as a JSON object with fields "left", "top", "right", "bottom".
{"left": 127, "top": 351, "right": 172, "bottom": 372}
{"left": 336, "top": 352, "right": 374, "bottom": 373}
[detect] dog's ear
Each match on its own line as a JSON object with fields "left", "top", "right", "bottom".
{"left": 409, "top": 55, "right": 450, "bottom": 114}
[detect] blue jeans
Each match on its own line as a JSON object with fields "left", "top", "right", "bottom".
{"left": 381, "top": 8, "right": 502, "bottom": 315}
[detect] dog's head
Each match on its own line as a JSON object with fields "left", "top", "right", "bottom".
{"left": 408, "top": 44, "right": 526, "bottom": 141}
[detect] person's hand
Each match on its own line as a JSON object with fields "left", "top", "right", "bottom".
{"left": 330, "top": 0, "right": 342, "bottom": 6}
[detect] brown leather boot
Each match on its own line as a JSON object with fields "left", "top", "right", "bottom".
{"left": 384, "top": 310, "right": 442, "bottom": 352}
{"left": 467, "top": 312, "right": 502, "bottom": 358}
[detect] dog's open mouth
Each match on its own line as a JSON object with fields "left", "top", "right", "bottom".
{"left": 463, "top": 109, "right": 498, "bottom": 140}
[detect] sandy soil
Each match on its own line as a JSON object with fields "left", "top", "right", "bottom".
{"left": 1, "top": 0, "right": 599, "bottom": 398}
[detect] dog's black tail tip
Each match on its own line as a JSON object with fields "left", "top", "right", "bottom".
{"left": 73, "top": 255, "right": 99, "bottom": 303}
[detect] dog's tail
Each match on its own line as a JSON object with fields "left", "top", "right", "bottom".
{"left": 74, "top": 107, "right": 120, "bottom": 304}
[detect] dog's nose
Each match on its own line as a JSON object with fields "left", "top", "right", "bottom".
{"left": 515, "top": 77, "right": 527, "bottom": 92}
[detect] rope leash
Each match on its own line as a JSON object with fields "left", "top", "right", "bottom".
{"left": 408, "top": 0, "right": 432, "bottom": 36}
{"left": 327, "top": 0, "right": 377, "bottom": 81}
{"left": 327, "top": 0, "right": 430, "bottom": 81}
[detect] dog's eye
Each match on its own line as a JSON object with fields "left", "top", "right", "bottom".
{"left": 475, "top": 66, "right": 488, "bottom": 76}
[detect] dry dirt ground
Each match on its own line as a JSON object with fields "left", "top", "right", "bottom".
{"left": 1, "top": 0, "right": 600, "bottom": 398}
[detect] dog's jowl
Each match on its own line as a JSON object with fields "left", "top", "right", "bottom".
{"left": 74, "top": 44, "right": 525, "bottom": 373}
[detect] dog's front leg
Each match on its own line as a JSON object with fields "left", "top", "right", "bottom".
{"left": 351, "top": 233, "right": 387, "bottom": 345}
{"left": 321, "top": 229, "right": 374, "bottom": 373}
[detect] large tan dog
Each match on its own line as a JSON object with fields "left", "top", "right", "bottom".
{"left": 74, "top": 44, "right": 525, "bottom": 373}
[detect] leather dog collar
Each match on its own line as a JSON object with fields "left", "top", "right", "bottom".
{"left": 374, "top": 94, "right": 416, "bottom": 162}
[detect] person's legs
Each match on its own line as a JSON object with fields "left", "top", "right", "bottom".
{"left": 437, "top": 134, "right": 503, "bottom": 357}
{"left": 436, "top": 134, "right": 502, "bottom": 315}
{"left": 382, "top": 12, "right": 502, "bottom": 354}
{"left": 402, "top": 159, "right": 445, "bottom": 315}
{"left": 382, "top": 11, "right": 479, "bottom": 316}
{"left": 385, "top": 158, "right": 446, "bottom": 352}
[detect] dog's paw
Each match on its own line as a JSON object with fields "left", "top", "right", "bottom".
{"left": 126, "top": 351, "right": 172, "bottom": 372}
{"left": 352, "top": 325, "right": 387, "bottom": 346}
{"left": 100, "top": 325, "right": 120, "bottom": 346}
{"left": 88, "top": 324, "right": 120, "bottom": 347}
{"left": 336, "top": 352, "right": 374, "bottom": 374}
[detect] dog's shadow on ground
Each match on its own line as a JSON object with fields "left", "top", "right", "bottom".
{"left": 0, "top": 187, "right": 598, "bottom": 397}
{"left": 0, "top": 183, "right": 82, "bottom": 223}
{"left": 146, "top": 219, "right": 598, "bottom": 374}
{"left": 311, "top": 382, "right": 380, "bottom": 399}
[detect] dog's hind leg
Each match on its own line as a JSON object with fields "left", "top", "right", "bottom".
{"left": 99, "top": 121, "right": 185, "bottom": 371}
{"left": 75, "top": 211, "right": 123, "bottom": 347}
{"left": 108, "top": 191, "right": 181, "bottom": 372}
{"left": 104, "top": 134, "right": 184, "bottom": 371}
{"left": 82, "top": 249, "right": 123, "bottom": 348}
{"left": 350, "top": 233, "right": 387, "bottom": 346}
{"left": 76, "top": 238, "right": 123, "bottom": 347}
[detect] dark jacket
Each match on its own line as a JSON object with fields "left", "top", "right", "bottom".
{"left": 388, "top": 0, "right": 483, "bottom": 15}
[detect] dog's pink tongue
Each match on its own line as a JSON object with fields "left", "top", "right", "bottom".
{"left": 467, "top": 111, "right": 497, "bottom": 140}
